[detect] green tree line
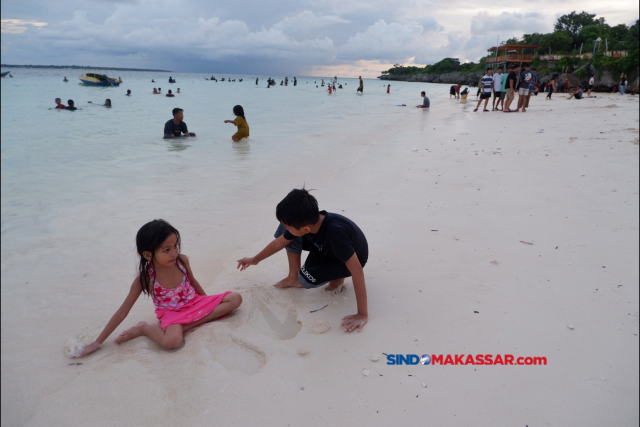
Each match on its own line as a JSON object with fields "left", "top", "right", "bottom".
{"left": 383, "top": 12, "right": 639, "bottom": 76}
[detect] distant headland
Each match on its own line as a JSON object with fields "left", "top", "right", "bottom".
{"left": 0, "top": 64, "right": 170, "bottom": 72}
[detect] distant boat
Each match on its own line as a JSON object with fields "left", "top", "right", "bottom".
{"left": 1, "top": 71, "right": 10, "bottom": 78}
{"left": 79, "top": 73, "right": 121, "bottom": 86}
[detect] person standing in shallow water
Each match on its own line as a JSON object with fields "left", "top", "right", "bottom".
{"left": 224, "top": 105, "right": 249, "bottom": 142}
{"left": 357, "top": 76, "right": 363, "bottom": 93}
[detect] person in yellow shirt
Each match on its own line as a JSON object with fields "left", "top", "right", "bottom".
{"left": 224, "top": 105, "right": 250, "bottom": 142}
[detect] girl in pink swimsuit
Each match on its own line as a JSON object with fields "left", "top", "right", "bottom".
{"left": 76, "top": 219, "right": 242, "bottom": 357}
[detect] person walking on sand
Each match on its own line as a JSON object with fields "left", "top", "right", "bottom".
{"left": 515, "top": 63, "right": 533, "bottom": 113}
{"left": 619, "top": 74, "right": 627, "bottom": 95}
{"left": 546, "top": 74, "right": 557, "bottom": 100}
{"left": 492, "top": 66, "right": 504, "bottom": 111}
{"left": 503, "top": 64, "right": 518, "bottom": 112}
{"left": 474, "top": 68, "right": 493, "bottom": 112}
{"left": 224, "top": 105, "right": 250, "bottom": 142}
{"left": 237, "top": 188, "right": 370, "bottom": 332}
{"left": 416, "top": 91, "right": 430, "bottom": 108}
{"left": 587, "top": 74, "right": 595, "bottom": 97}
{"left": 73, "top": 219, "right": 242, "bottom": 358}
{"left": 357, "top": 76, "right": 364, "bottom": 93}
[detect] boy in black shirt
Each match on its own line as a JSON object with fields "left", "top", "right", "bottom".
{"left": 237, "top": 188, "right": 370, "bottom": 332}
{"left": 164, "top": 108, "right": 192, "bottom": 138}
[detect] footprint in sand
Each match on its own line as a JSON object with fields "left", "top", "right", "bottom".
{"left": 252, "top": 299, "right": 302, "bottom": 340}
{"left": 216, "top": 334, "right": 266, "bottom": 374}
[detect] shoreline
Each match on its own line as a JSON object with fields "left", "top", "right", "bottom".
{"left": 1, "top": 89, "right": 639, "bottom": 425}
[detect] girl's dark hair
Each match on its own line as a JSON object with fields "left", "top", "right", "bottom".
{"left": 233, "top": 105, "right": 245, "bottom": 119}
{"left": 105, "top": 99, "right": 111, "bottom": 106}
{"left": 136, "top": 219, "right": 181, "bottom": 295}
{"left": 276, "top": 188, "right": 319, "bottom": 229}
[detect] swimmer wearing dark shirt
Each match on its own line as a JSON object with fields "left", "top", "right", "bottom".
{"left": 164, "top": 108, "right": 193, "bottom": 138}
{"left": 65, "top": 100, "right": 78, "bottom": 111}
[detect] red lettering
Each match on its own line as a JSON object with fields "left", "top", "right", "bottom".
{"left": 525, "top": 357, "right": 533, "bottom": 365}
{"left": 504, "top": 355, "right": 514, "bottom": 365}
{"left": 517, "top": 357, "right": 524, "bottom": 365}
{"left": 432, "top": 355, "right": 444, "bottom": 365}
{"left": 465, "top": 355, "right": 475, "bottom": 365}
{"left": 484, "top": 355, "right": 493, "bottom": 365}
{"left": 534, "top": 357, "right": 547, "bottom": 365}
{"left": 454, "top": 354, "right": 464, "bottom": 365}
{"left": 444, "top": 355, "right": 454, "bottom": 365}
{"left": 494, "top": 355, "right": 504, "bottom": 365}
{"left": 475, "top": 355, "right": 485, "bottom": 365}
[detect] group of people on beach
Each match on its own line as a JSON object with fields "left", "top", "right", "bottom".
{"left": 76, "top": 187, "right": 370, "bottom": 357}
{"left": 473, "top": 63, "right": 538, "bottom": 113}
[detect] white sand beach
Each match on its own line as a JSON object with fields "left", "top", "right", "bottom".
{"left": 1, "top": 91, "right": 639, "bottom": 426}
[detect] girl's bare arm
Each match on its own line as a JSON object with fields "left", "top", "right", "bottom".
{"left": 77, "top": 278, "right": 142, "bottom": 357}
{"left": 179, "top": 255, "right": 206, "bottom": 296}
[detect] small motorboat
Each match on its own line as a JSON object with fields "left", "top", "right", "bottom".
{"left": 1, "top": 71, "right": 10, "bottom": 78}
{"left": 79, "top": 73, "right": 121, "bottom": 86}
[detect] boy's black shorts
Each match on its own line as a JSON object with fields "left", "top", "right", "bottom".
{"left": 274, "top": 224, "right": 367, "bottom": 289}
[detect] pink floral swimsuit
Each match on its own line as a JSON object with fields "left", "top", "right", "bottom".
{"left": 149, "top": 261, "right": 196, "bottom": 310}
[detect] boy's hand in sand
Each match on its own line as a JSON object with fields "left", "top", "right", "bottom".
{"left": 77, "top": 341, "right": 101, "bottom": 358}
{"left": 237, "top": 257, "right": 257, "bottom": 271}
{"left": 341, "top": 314, "right": 368, "bottom": 332}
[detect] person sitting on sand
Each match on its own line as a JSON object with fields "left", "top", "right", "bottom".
{"left": 88, "top": 99, "right": 112, "bottom": 107}
{"left": 567, "top": 85, "right": 584, "bottom": 100}
{"left": 416, "top": 91, "right": 430, "bottom": 108}
{"left": 74, "top": 219, "right": 242, "bottom": 357}
{"left": 166, "top": 90, "right": 175, "bottom": 97}
{"left": 53, "top": 98, "right": 66, "bottom": 109}
{"left": 474, "top": 67, "right": 494, "bottom": 112}
{"left": 65, "top": 100, "right": 78, "bottom": 111}
{"left": 224, "top": 105, "right": 250, "bottom": 142}
{"left": 237, "top": 188, "right": 370, "bottom": 332}
{"left": 126, "top": 89, "right": 132, "bottom": 96}
{"left": 164, "top": 108, "right": 192, "bottom": 138}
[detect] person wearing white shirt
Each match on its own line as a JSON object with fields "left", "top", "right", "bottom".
{"left": 492, "top": 66, "right": 504, "bottom": 111}
{"left": 587, "top": 74, "right": 595, "bottom": 97}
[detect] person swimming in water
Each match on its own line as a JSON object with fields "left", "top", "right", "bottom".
{"left": 166, "top": 90, "right": 175, "bottom": 97}
{"left": 164, "top": 108, "right": 193, "bottom": 138}
{"left": 63, "top": 77, "right": 68, "bottom": 82}
{"left": 65, "top": 100, "right": 78, "bottom": 111}
{"left": 52, "top": 98, "right": 66, "bottom": 109}
{"left": 224, "top": 105, "right": 249, "bottom": 142}
{"left": 153, "top": 88, "right": 158, "bottom": 94}
{"left": 88, "top": 99, "right": 112, "bottom": 107}
{"left": 126, "top": 89, "right": 132, "bottom": 96}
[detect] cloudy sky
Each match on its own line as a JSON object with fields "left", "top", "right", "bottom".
{"left": 1, "top": 0, "right": 638, "bottom": 77}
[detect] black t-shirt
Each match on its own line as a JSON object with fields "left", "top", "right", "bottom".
{"left": 283, "top": 211, "right": 368, "bottom": 264}
{"left": 506, "top": 71, "right": 517, "bottom": 90}
{"left": 164, "top": 119, "right": 188, "bottom": 136}
{"left": 65, "top": 106, "right": 77, "bottom": 111}
{"left": 519, "top": 70, "right": 533, "bottom": 89}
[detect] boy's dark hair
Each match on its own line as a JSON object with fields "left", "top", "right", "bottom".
{"left": 136, "top": 219, "right": 181, "bottom": 295}
{"left": 172, "top": 107, "right": 183, "bottom": 116}
{"left": 498, "top": 66, "right": 504, "bottom": 70}
{"left": 276, "top": 188, "right": 320, "bottom": 229}
{"left": 67, "top": 99, "right": 74, "bottom": 106}
{"left": 486, "top": 67, "right": 493, "bottom": 72}
{"left": 421, "top": 91, "right": 426, "bottom": 95}
{"left": 233, "top": 105, "right": 245, "bottom": 119}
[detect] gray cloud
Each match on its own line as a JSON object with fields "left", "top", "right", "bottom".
{"left": 1, "top": 0, "right": 638, "bottom": 76}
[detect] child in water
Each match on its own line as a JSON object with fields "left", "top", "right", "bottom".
{"left": 75, "top": 219, "right": 242, "bottom": 357}
{"left": 224, "top": 105, "right": 250, "bottom": 142}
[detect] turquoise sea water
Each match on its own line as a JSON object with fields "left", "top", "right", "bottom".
{"left": 1, "top": 69, "right": 451, "bottom": 258}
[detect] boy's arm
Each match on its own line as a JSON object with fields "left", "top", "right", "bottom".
{"left": 341, "top": 253, "right": 368, "bottom": 332}
{"left": 237, "top": 234, "right": 291, "bottom": 271}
